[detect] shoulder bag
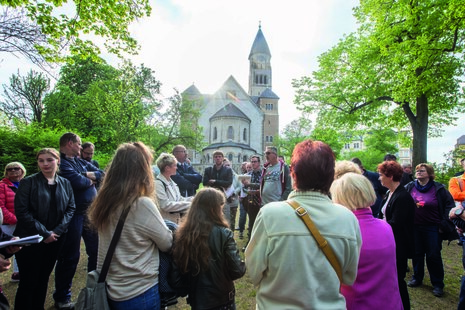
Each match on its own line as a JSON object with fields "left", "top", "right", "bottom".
{"left": 76, "top": 206, "right": 131, "bottom": 310}
{"left": 286, "top": 200, "right": 342, "bottom": 282}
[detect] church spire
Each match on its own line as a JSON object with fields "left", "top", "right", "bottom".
{"left": 248, "top": 23, "right": 272, "bottom": 96}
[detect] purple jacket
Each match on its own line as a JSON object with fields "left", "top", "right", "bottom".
{"left": 341, "top": 208, "right": 403, "bottom": 310}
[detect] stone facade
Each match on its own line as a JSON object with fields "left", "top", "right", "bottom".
{"left": 182, "top": 25, "right": 280, "bottom": 173}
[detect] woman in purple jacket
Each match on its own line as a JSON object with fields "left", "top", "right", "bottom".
{"left": 331, "top": 173, "right": 402, "bottom": 310}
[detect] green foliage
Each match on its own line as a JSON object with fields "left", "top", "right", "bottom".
{"left": 293, "top": 0, "right": 465, "bottom": 165}
{"left": 276, "top": 116, "right": 313, "bottom": 161}
{"left": 310, "top": 126, "right": 346, "bottom": 158}
{"left": 0, "top": 123, "right": 86, "bottom": 175}
{"left": 1, "top": 0, "right": 152, "bottom": 62}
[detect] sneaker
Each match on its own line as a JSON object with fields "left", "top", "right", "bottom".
{"left": 433, "top": 287, "right": 444, "bottom": 297}
{"left": 55, "top": 300, "right": 75, "bottom": 310}
{"left": 10, "top": 272, "right": 19, "bottom": 282}
{"left": 407, "top": 279, "right": 422, "bottom": 287}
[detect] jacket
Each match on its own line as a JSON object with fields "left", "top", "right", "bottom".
{"left": 406, "top": 180, "right": 456, "bottom": 240}
{"left": 363, "top": 170, "right": 387, "bottom": 217}
{"left": 59, "top": 153, "right": 103, "bottom": 213}
{"left": 379, "top": 185, "right": 415, "bottom": 259}
{"left": 14, "top": 172, "right": 76, "bottom": 239}
{"left": 171, "top": 226, "right": 245, "bottom": 309}
{"left": 245, "top": 191, "right": 361, "bottom": 310}
{"left": 155, "top": 174, "right": 191, "bottom": 224}
{"left": 449, "top": 174, "right": 465, "bottom": 202}
{"left": 0, "top": 178, "right": 17, "bottom": 225}
{"left": 202, "top": 165, "right": 233, "bottom": 190}
{"left": 171, "top": 163, "right": 202, "bottom": 197}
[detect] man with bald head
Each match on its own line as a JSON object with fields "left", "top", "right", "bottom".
{"left": 171, "top": 145, "right": 202, "bottom": 197}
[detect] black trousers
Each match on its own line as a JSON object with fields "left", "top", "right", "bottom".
{"left": 14, "top": 238, "right": 64, "bottom": 310}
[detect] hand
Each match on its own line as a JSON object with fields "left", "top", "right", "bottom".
{"left": 450, "top": 206, "right": 462, "bottom": 219}
{"left": 241, "top": 179, "right": 250, "bottom": 185}
{"left": 44, "top": 232, "right": 60, "bottom": 243}
{"left": 208, "top": 179, "right": 215, "bottom": 184}
{"left": 86, "top": 171, "right": 97, "bottom": 181}
{"left": 0, "top": 255, "right": 11, "bottom": 272}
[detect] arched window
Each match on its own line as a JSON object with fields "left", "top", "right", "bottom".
{"left": 213, "top": 127, "right": 217, "bottom": 140}
{"left": 227, "top": 126, "right": 234, "bottom": 140}
{"left": 228, "top": 154, "right": 233, "bottom": 162}
{"left": 243, "top": 155, "right": 248, "bottom": 162}
{"left": 207, "top": 154, "right": 210, "bottom": 163}
{"left": 243, "top": 128, "right": 247, "bottom": 141}
{"left": 238, "top": 154, "right": 241, "bottom": 162}
{"left": 264, "top": 75, "right": 268, "bottom": 84}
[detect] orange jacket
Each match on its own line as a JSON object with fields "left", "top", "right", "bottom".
{"left": 449, "top": 174, "right": 465, "bottom": 202}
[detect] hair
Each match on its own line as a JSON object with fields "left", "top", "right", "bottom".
{"left": 59, "top": 132, "right": 79, "bottom": 147}
{"left": 383, "top": 154, "right": 397, "bottom": 161}
{"left": 250, "top": 155, "right": 261, "bottom": 162}
{"left": 266, "top": 146, "right": 278, "bottom": 154}
{"left": 334, "top": 160, "right": 362, "bottom": 179}
{"left": 212, "top": 150, "right": 224, "bottom": 157}
{"left": 350, "top": 157, "right": 364, "bottom": 170}
{"left": 291, "top": 139, "right": 335, "bottom": 194}
{"left": 81, "top": 142, "right": 95, "bottom": 150}
{"left": 172, "top": 145, "right": 186, "bottom": 153}
{"left": 156, "top": 152, "right": 177, "bottom": 173}
{"left": 377, "top": 160, "right": 403, "bottom": 182}
{"left": 88, "top": 142, "right": 155, "bottom": 230}
{"left": 3, "top": 162, "right": 27, "bottom": 178}
{"left": 172, "top": 187, "right": 228, "bottom": 274}
{"left": 402, "top": 162, "right": 412, "bottom": 169}
{"left": 415, "top": 163, "right": 435, "bottom": 180}
{"left": 461, "top": 158, "right": 465, "bottom": 164}
{"left": 330, "top": 173, "right": 376, "bottom": 211}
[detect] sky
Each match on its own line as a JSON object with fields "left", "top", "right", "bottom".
{"left": 0, "top": 0, "right": 463, "bottom": 163}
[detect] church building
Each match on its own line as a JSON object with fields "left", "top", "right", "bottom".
{"left": 182, "top": 24, "right": 280, "bottom": 171}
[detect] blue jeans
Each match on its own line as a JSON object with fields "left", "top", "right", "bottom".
{"left": 238, "top": 199, "right": 246, "bottom": 233}
{"left": 54, "top": 213, "right": 98, "bottom": 302}
{"left": 412, "top": 225, "right": 444, "bottom": 289}
{"left": 108, "top": 284, "right": 160, "bottom": 310}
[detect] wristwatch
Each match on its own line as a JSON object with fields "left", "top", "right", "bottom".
{"left": 455, "top": 208, "right": 464, "bottom": 217}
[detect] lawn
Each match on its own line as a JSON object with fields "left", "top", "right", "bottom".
{"left": 0, "top": 230, "right": 463, "bottom": 309}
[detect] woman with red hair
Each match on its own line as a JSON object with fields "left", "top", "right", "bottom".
{"left": 378, "top": 160, "right": 416, "bottom": 310}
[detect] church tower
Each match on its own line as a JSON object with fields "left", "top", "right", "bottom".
{"left": 248, "top": 23, "right": 279, "bottom": 148}
{"left": 248, "top": 23, "right": 272, "bottom": 96}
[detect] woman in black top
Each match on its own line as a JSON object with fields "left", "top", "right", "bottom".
{"left": 14, "top": 148, "right": 75, "bottom": 310}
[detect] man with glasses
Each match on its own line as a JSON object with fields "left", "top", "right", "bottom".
{"left": 80, "top": 142, "right": 101, "bottom": 190}
{"left": 260, "top": 146, "right": 291, "bottom": 205}
{"left": 171, "top": 145, "right": 202, "bottom": 197}
{"left": 241, "top": 155, "right": 263, "bottom": 244}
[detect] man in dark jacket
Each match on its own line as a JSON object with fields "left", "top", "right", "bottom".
{"left": 171, "top": 145, "right": 202, "bottom": 197}
{"left": 203, "top": 150, "right": 233, "bottom": 191}
{"left": 53, "top": 132, "right": 104, "bottom": 310}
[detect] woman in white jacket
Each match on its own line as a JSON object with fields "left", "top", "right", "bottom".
{"left": 156, "top": 153, "right": 191, "bottom": 223}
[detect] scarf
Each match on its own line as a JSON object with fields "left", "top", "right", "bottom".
{"left": 414, "top": 179, "right": 434, "bottom": 193}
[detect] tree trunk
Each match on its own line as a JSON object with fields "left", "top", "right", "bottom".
{"left": 410, "top": 94, "right": 428, "bottom": 166}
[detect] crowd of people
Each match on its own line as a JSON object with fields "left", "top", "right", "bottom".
{"left": 1, "top": 132, "right": 465, "bottom": 309}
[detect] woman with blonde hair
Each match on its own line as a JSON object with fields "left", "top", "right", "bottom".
{"left": 334, "top": 160, "right": 361, "bottom": 179}
{"left": 331, "top": 173, "right": 402, "bottom": 310}
{"left": 14, "top": 148, "right": 75, "bottom": 309}
{"left": 0, "top": 161, "right": 26, "bottom": 282}
{"left": 171, "top": 187, "right": 245, "bottom": 309}
{"left": 88, "top": 142, "right": 173, "bottom": 310}
{"left": 155, "top": 153, "right": 191, "bottom": 224}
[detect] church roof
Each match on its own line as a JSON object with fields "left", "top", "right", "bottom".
{"left": 203, "top": 142, "right": 256, "bottom": 152}
{"left": 182, "top": 84, "right": 202, "bottom": 96}
{"left": 457, "top": 135, "right": 465, "bottom": 145}
{"left": 259, "top": 88, "right": 279, "bottom": 99}
{"left": 210, "top": 102, "right": 251, "bottom": 121}
{"left": 248, "top": 25, "right": 271, "bottom": 59}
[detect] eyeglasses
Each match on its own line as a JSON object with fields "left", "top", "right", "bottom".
{"left": 416, "top": 170, "right": 427, "bottom": 173}
{"left": 82, "top": 151, "right": 94, "bottom": 156}
{"left": 251, "top": 161, "right": 259, "bottom": 163}
{"left": 6, "top": 167, "right": 20, "bottom": 172}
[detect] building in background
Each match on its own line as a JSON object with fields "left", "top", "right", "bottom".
{"left": 182, "top": 24, "right": 280, "bottom": 172}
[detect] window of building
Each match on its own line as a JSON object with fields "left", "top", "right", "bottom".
{"left": 238, "top": 154, "right": 241, "bottom": 162}
{"left": 265, "top": 103, "right": 273, "bottom": 110}
{"left": 354, "top": 143, "right": 360, "bottom": 149}
{"left": 227, "top": 126, "right": 234, "bottom": 140}
{"left": 344, "top": 143, "right": 350, "bottom": 149}
{"left": 213, "top": 127, "right": 217, "bottom": 140}
{"left": 243, "top": 155, "right": 248, "bottom": 162}
{"left": 270, "top": 136, "right": 273, "bottom": 142}
{"left": 243, "top": 128, "right": 247, "bottom": 141}
{"left": 228, "top": 154, "right": 233, "bottom": 161}
{"left": 265, "top": 136, "right": 269, "bottom": 142}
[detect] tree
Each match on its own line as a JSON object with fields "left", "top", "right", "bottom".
{"left": 0, "top": 0, "right": 151, "bottom": 64}
{"left": 276, "top": 115, "right": 312, "bottom": 161}
{"left": 1, "top": 69, "right": 50, "bottom": 124}
{"left": 293, "top": 0, "right": 465, "bottom": 166}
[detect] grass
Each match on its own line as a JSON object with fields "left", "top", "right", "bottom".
{"left": 0, "top": 229, "right": 463, "bottom": 309}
